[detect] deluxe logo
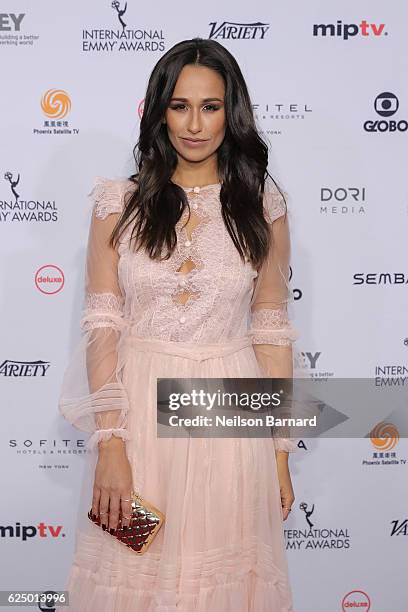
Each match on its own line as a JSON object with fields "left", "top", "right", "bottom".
{"left": 342, "top": 590, "right": 371, "bottom": 610}
{"left": 364, "top": 92, "right": 407, "bottom": 133}
{"left": 82, "top": 2, "right": 165, "bottom": 52}
{"left": 0, "top": 12, "right": 40, "bottom": 47}
{"left": 0, "top": 521, "right": 65, "bottom": 540}
{"left": 208, "top": 21, "right": 269, "bottom": 40}
{"left": 0, "top": 360, "right": 50, "bottom": 376}
{"left": 34, "top": 88, "right": 79, "bottom": 136}
{"left": 35, "top": 265, "right": 65, "bottom": 295}
{"left": 313, "top": 20, "right": 387, "bottom": 40}
{"left": 1, "top": 171, "right": 59, "bottom": 223}
{"left": 320, "top": 187, "right": 366, "bottom": 215}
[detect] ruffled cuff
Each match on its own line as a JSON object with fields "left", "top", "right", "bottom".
{"left": 86, "top": 427, "right": 131, "bottom": 451}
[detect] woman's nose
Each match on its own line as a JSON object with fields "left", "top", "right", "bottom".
{"left": 187, "top": 109, "right": 202, "bottom": 133}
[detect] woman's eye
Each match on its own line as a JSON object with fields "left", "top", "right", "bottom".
{"left": 203, "top": 104, "right": 220, "bottom": 112}
{"left": 169, "top": 104, "right": 221, "bottom": 112}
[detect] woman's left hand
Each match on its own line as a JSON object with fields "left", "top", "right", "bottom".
{"left": 276, "top": 452, "right": 295, "bottom": 521}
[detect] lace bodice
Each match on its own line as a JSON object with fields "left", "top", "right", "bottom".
{"left": 87, "top": 176, "right": 297, "bottom": 344}
{"left": 58, "top": 176, "right": 299, "bottom": 452}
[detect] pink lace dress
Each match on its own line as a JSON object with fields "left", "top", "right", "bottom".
{"left": 57, "top": 177, "right": 299, "bottom": 612}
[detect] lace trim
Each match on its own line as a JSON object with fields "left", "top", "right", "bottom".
{"left": 89, "top": 176, "right": 125, "bottom": 220}
{"left": 84, "top": 291, "right": 124, "bottom": 312}
{"left": 263, "top": 188, "right": 286, "bottom": 224}
{"left": 80, "top": 292, "right": 125, "bottom": 331}
{"left": 251, "top": 308, "right": 290, "bottom": 328}
{"left": 250, "top": 308, "right": 299, "bottom": 345}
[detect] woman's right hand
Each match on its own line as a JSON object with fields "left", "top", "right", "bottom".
{"left": 91, "top": 436, "right": 133, "bottom": 533}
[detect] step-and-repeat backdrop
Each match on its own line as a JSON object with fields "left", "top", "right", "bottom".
{"left": 1, "top": 2, "right": 407, "bottom": 611}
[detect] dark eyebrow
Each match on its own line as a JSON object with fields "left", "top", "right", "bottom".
{"left": 169, "top": 97, "right": 224, "bottom": 103}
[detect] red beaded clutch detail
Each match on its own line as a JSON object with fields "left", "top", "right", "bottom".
{"left": 88, "top": 490, "right": 165, "bottom": 554}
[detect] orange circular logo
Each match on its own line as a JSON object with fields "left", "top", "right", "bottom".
{"left": 370, "top": 421, "right": 399, "bottom": 451}
{"left": 41, "top": 89, "right": 71, "bottom": 119}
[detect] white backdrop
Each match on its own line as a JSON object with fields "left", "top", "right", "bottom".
{"left": 1, "top": 1, "right": 407, "bottom": 610}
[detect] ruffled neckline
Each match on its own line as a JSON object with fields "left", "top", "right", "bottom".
{"left": 171, "top": 181, "right": 221, "bottom": 193}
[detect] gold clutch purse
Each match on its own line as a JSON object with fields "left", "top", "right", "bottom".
{"left": 88, "top": 490, "right": 165, "bottom": 554}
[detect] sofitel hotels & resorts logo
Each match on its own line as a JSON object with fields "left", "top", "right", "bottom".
{"left": 82, "top": 2, "right": 166, "bottom": 53}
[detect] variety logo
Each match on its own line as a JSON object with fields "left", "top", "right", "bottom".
{"left": 341, "top": 590, "right": 371, "bottom": 610}
{"left": 313, "top": 19, "right": 387, "bottom": 40}
{"left": 35, "top": 264, "right": 65, "bottom": 294}
{"left": 1, "top": 172, "right": 59, "bottom": 223}
{"left": 0, "top": 12, "right": 40, "bottom": 47}
{"left": 285, "top": 501, "right": 351, "bottom": 550}
{"left": 208, "top": 21, "right": 269, "bottom": 40}
{"left": 319, "top": 187, "right": 367, "bottom": 215}
{"left": 364, "top": 92, "right": 407, "bottom": 133}
{"left": 362, "top": 422, "right": 407, "bottom": 467}
{"left": 0, "top": 521, "right": 65, "bottom": 540}
{"left": 34, "top": 89, "right": 79, "bottom": 136}
{"left": 390, "top": 519, "right": 408, "bottom": 536}
{"left": 0, "top": 360, "right": 50, "bottom": 376}
{"left": 82, "top": 3, "right": 166, "bottom": 53}
{"left": 353, "top": 271, "right": 408, "bottom": 285}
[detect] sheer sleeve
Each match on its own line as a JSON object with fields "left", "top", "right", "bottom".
{"left": 249, "top": 183, "right": 300, "bottom": 453}
{"left": 58, "top": 177, "right": 131, "bottom": 451}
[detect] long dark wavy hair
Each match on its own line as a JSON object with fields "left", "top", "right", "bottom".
{"left": 109, "top": 37, "right": 286, "bottom": 270}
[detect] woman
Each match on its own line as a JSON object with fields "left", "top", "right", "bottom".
{"left": 58, "top": 37, "right": 299, "bottom": 611}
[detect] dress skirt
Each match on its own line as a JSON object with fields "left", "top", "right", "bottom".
{"left": 58, "top": 334, "right": 295, "bottom": 612}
